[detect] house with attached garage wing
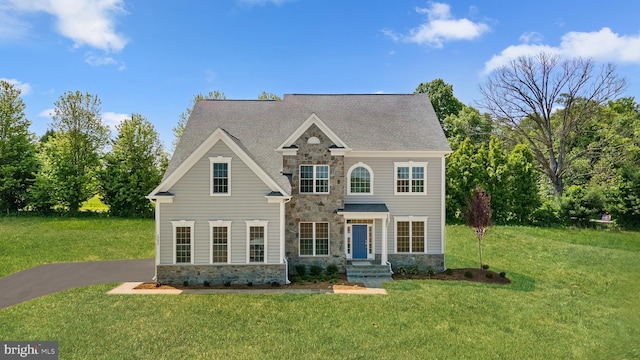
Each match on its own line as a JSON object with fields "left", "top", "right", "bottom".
{"left": 147, "top": 94, "right": 452, "bottom": 285}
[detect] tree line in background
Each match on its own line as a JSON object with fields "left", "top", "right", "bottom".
{"left": 1, "top": 52, "right": 638, "bottom": 227}
{"left": 0, "top": 84, "right": 283, "bottom": 218}
{"left": 419, "top": 53, "right": 639, "bottom": 228}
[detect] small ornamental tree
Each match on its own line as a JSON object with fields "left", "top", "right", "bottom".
{"left": 464, "top": 186, "right": 492, "bottom": 269}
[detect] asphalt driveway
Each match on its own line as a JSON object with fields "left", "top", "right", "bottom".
{"left": 0, "top": 259, "right": 154, "bottom": 310}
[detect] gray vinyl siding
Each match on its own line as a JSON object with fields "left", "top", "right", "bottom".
{"left": 159, "top": 141, "right": 281, "bottom": 265}
{"left": 344, "top": 156, "right": 444, "bottom": 254}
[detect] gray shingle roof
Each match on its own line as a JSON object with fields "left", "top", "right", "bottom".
{"left": 340, "top": 203, "right": 390, "bottom": 213}
{"left": 165, "top": 94, "right": 451, "bottom": 195}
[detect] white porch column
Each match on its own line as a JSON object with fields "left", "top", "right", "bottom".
{"left": 381, "top": 215, "right": 388, "bottom": 265}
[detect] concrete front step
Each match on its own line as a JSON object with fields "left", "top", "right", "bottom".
{"left": 346, "top": 262, "right": 393, "bottom": 283}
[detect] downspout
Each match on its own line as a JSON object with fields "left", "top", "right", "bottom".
{"left": 384, "top": 214, "right": 393, "bottom": 274}
{"left": 281, "top": 197, "right": 292, "bottom": 284}
{"left": 153, "top": 199, "right": 160, "bottom": 282}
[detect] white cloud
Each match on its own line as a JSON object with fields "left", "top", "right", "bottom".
{"left": 385, "top": 2, "right": 490, "bottom": 48}
{"left": 0, "top": 78, "right": 32, "bottom": 95}
{"left": 102, "top": 111, "right": 128, "bottom": 130}
{"left": 484, "top": 27, "right": 640, "bottom": 74}
{"left": 38, "top": 108, "right": 55, "bottom": 118}
{"left": 3, "top": 0, "right": 128, "bottom": 52}
{"left": 519, "top": 31, "right": 543, "bottom": 44}
{"left": 84, "top": 53, "right": 117, "bottom": 66}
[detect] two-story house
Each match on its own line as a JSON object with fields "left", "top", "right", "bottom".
{"left": 147, "top": 94, "right": 451, "bottom": 285}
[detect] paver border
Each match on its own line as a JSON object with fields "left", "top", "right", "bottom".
{"left": 108, "top": 282, "right": 387, "bottom": 295}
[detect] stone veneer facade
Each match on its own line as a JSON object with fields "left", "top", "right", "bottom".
{"left": 283, "top": 124, "right": 346, "bottom": 273}
{"left": 385, "top": 254, "right": 445, "bottom": 273}
{"left": 157, "top": 264, "right": 287, "bottom": 285}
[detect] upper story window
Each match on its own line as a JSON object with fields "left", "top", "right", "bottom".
{"left": 347, "top": 163, "right": 373, "bottom": 195}
{"left": 210, "top": 157, "right": 232, "bottom": 196}
{"left": 300, "top": 165, "right": 329, "bottom": 194}
{"left": 394, "top": 161, "right": 427, "bottom": 195}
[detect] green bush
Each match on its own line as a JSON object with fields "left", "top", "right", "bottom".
{"left": 482, "top": 264, "right": 490, "bottom": 270}
{"left": 295, "top": 264, "right": 306, "bottom": 276}
{"left": 309, "top": 265, "right": 323, "bottom": 276}
{"left": 464, "top": 271, "right": 473, "bottom": 278}
{"left": 426, "top": 267, "right": 435, "bottom": 277}
{"left": 445, "top": 268, "right": 453, "bottom": 275}
{"left": 486, "top": 273, "right": 493, "bottom": 279}
{"left": 326, "top": 264, "right": 339, "bottom": 275}
{"left": 499, "top": 272, "right": 506, "bottom": 278}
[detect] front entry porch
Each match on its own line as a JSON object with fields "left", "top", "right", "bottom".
{"left": 337, "top": 203, "right": 390, "bottom": 266}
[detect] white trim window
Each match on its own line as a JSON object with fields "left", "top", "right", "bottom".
{"left": 246, "top": 220, "right": 268, "bottom": 263}
{"left": 299, "top": 222, "right": 329, "bottom": 256}
{"left": 300, "top": 165, "right": 329, "bottom": 194}
{"left": 210, "top": 156, "right": 232, "bottom": 196}
{"left": 394, "top": 216, "right": 427, "bottom": 253}
{"left": 209, "top": 221, "right": 231, "bottom": 264}
{"left": 347, "top": 163, "right": 373, "bottom": 195}
{"left": 172, "top": 220, "right": 195, "bottom": 264}
{"left": 394, "top": 161, "right": 427, "bottom": 195}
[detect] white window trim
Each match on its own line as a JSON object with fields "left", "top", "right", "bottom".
{"left": 299, "top": 164, "right": 330, "bottom": 194}
{"left": 172, "top": 220, "right": 195, "bottom": 264}
{"left": 246, "top": 220, "right": 268, "bottom": 263}
{"left": 209, "top": 220, "right": 232, "bottom": 264}
{"left": 209, "top": 156, "right": 232, "bottom": 196}
{"left": 394, "top": 216, "right": 428, "bottom": 254}
{"left": 299, "top": 222, "right": 330, "bottom": 257}
{"left": 394, "top": 161, "right": 428, "bottom": 195}
{"left": 347, "top": 162, "right": 374, "bottom": 195}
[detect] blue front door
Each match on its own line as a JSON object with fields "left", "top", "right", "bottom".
{"left": 352, "top": 225, "right": 367, "bottom": 259}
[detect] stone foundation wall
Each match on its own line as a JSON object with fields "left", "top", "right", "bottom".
{"left": 157, "top": 264, "right": 287, "bottom": 285}
{"left": 386, "top": 254, "right": 445, "bottom": 273}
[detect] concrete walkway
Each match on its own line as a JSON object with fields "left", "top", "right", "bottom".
{"left": 108, "top": 282, "right": 387, "bottom": 295}
{"left": 0, "top": 259, "right": 154, "bottom": 310}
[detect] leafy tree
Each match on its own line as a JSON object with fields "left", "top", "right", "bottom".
{"left": 443, "top": 105, "right": 493, "bottom": 149}
{"left": 506, "top": 144, "right": 541, "bottom": 223}
{"left": 172, "top": 91, "right": 226, "bottom": 151}
{"left": 41, "top": 91, "right": 110, "bottom": 212}
{"left": 446, "top": 138, "right": 483, "bottom": 220}
{"left": 464, "top": 187, "right": 492, "bottom": 269}
{"left": 100, "top": 114, "right": 165, "bottom": 217}
{"left": 0, "top": 80, "right": 38, "bottom": 212}
{"left": 258, "top": 91, "right": 281, "bottom": 100}
{"left": 479, "top": 53, "right": 627, "bottom": 197}
{"left": 415, "top": 78, "right": 464, "bottom": 127}
{"left": 485, "top": 138, "right": 509, "bottom": 224}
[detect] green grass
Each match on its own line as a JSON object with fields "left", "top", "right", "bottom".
{"left": 0, "top": 217, "right": 154, "bottom": 277}
{"left": 80, "top": 195, "right": 109, "bottom": 212}
{"left": 0, "top": 222, "right": 638, "bottom": 359}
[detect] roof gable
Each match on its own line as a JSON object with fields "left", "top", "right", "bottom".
{"left": 149, "top": 128, "right": 288, "bottom": 197}
{"left": 277, "top": 113, "right": 350, "bottom": 150}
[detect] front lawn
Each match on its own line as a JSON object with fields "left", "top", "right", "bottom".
{"left": 0, "top": 217, "right": 154, "bottom": 277}
{"left": 0, "top": 221, "right": 638, "bottom": 359}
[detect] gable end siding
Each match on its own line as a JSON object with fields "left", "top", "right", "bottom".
{"left": 159, "top": 141, "right": 281, "bottom": 265}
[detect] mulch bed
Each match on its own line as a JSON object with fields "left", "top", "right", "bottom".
{"left": 393, "top": 268, "right": 511, "bottom": 284}
{"left": 134, "top": 268, "right": 510, "bottom": 291}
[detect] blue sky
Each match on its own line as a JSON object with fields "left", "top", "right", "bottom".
{"left": 2, "top": 0, "right": 639, "bottom": 149}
